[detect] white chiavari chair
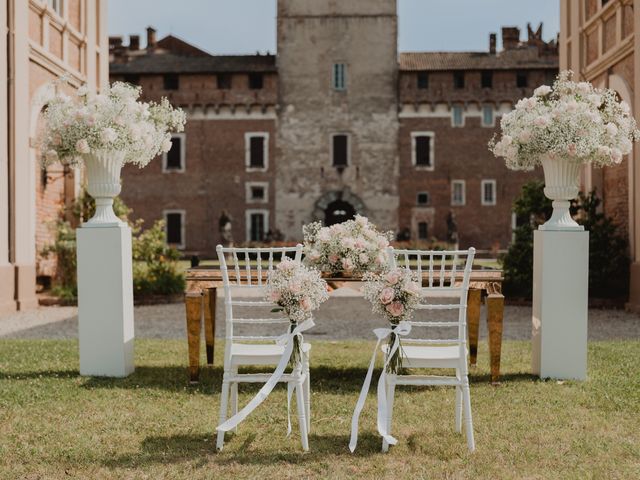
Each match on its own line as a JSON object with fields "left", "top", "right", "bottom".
{"left": 215, "top": 244, "right": 311, "bottom": 451}
{"left": 383, "top": 247, "right": 476, "bottom": 452}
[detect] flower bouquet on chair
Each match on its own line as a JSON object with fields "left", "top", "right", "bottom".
{"left": 266, "top": 258, "right": 329, "bottom": 366}
{"left": 363, "top": 268, "right": 422, "bottom": 374}
{"left": 302, "top": 215, "right": 393, "bottom": 277}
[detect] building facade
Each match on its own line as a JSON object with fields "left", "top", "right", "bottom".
{"left": 560, "top": 0, "right": 640, "bottom": 309}
{"left": 1, "top": 0, "right": 108, "bottom": 313}
{"left": 111, "top": 0, "right": 557, "bottom": 258}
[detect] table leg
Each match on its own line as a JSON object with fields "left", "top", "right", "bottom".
{"left": 467, "top": 288, "right": 481, "bottom": 366}
{"left": 487, "top": 293, "right": 505, "bottom": 384}
{"left": 204, "top": 288, "right": 216, "bottom": 365}
{"left": 185, "top": 292, "right": 203, "bottom": 384}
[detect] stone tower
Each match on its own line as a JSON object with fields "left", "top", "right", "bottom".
{"left": 276, "top": 0, "right": 400, "bottom": 239}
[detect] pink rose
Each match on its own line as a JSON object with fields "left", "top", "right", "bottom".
{"left": 328, "top": 254, "right": 339, "bottom": 264}
{"left": 359, "top": 253, "right": 369, "bottom": 264}
{"left": 308, "top": 250, "right": 321, "bottom": 261}
{"left": 300, "top": 297, "right": 312, "bottom": 311}
{"left": 385, "top": 271, "right": 401, "bottom": 285}
{"left": 379, "top": 287, "right": 395, "bottom": 305}
{"left": 289, "top": 282, "right": 302, "bottom": 294}
{"left": 354, "top": 238, "right": 366, "bottom": 249}
{"left": 377, "top": 238, "right": 389, "bottom": 248}
{"left": 386, "top": 301, "right": 404, "bottom": 317}
{"left": 611, "top": 148, "right": 623, "bottom": 164}
{"left": 567, "top": 143, "right": 577, "bottom": 157}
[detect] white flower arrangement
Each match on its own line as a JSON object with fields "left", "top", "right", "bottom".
{"left": 363, "top": 268, "right": 422, "bottom": 373}
{"left": 266, "top": 258, "right": 329, "bottom": 366}
{"left": 303, "top": 215, "right": 394, "bottom": 276}
{"left": 38, "top": 80, "right": 186, "bottom": 168}
{"left": 489, "top": 70, "right": 640, "bottom": 170}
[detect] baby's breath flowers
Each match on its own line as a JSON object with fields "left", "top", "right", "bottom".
{"left": 303, "top": 215, "right": 393, "bottom": 276}
{"left": 39, "top": 80, "right": 186, "bottom": 168}
{"left": 489, "top": 71, "right": 640, "bottom": 170}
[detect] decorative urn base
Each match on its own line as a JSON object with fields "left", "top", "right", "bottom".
{"left": 83, "top": 150, "right": 125, "bottom": 228}
{"left": 539, "top": 155, "right": 584, "bottom": 232}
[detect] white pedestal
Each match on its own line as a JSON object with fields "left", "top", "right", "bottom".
{"left": 532, "top": 230, "right": 589, "bottom": 380}
{"left": 77, "top": 224, "right": 134, "bottom": 377}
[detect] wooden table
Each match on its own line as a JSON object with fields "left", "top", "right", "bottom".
{"left": 184, "top": 268, "right": 505, "bottom": 384}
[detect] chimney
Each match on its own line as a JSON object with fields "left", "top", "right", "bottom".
{"left": 129, "top": 35, "right": 140, "bottom": 51}
{"left": 501, "top": 26, "right": 520, "bottom": 50}
{"left": 108, "top": 36, "right": 123, "bottom": 52}
{"left": 489, "top": 33, "right": 497, "bottom": 54}
{"left": 146, "top": 26, "right": 157, "bottom": 49}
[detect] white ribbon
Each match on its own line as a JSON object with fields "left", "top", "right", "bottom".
{"left": 349, "top": 321, "right": 412, "bottom": 452}
{"left": 216, "top": 318, "right": 315, "bottom": 434}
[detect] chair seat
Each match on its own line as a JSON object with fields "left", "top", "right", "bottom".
{"left": 382, "top": 344, "right": 464, "bottom": 368}
{"left": 231, "top": 342, "right": 311, "bottom": 366}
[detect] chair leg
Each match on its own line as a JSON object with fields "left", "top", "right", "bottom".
{"left": 295, "top": 380, "right": 309, "bottom": 451}
{"left": 230, "top": 381, "right": 238, "bottom": 433}
{"left": 455, "top": 386, "right": 463, "bottom": 433}
{"left": 216, "top": 376, "right": 231, "bottom": 451}
{"left": 382, "top": 376, "right": 396, "bottom": 453}
{"left": 461, "top": 376, "right": 475, "bottom": 452}
{"left": 303, "top": 353, "right": 311, "bottom": 433}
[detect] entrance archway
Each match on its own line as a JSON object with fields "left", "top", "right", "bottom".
{"left": 324, "top": 199, "right": 356, "bottom": 226}
{"left": 311, "top": 189, "right": 366, "bottom": 225}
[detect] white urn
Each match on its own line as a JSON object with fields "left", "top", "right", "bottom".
{"left": 539, "top": 154, "right": 584, "bottom": 231}
{"left": 83, "top": 149, "right": 126, "bottom": 227}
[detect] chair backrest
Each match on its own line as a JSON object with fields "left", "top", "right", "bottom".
{"left": 216, "top": 245, "right": 303, "bottom": 364}
{"left": 387, "top": 247, "right": 476, "bottom": 352}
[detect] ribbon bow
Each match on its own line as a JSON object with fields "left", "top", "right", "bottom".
{"left": 349, "top": 321, "right": 412, "bottom": 452}
{"left": 216, "top": 318, "right": 315, "bottom": 434}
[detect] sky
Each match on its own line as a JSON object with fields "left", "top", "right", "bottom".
{"left": 108, "top": 0, "right": 560, "bottom": 55}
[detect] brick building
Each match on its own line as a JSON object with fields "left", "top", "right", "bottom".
{"left": 0, "top": 0, "right": 108, "bottom": 313}
{"left": 110, "top": 0, "right": 557, "bottom": 257}
{"left": 560, "top": 0, "right": 640, "bottom": 309}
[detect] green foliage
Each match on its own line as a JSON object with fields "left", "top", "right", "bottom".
{"left": 502, "top": 181, "right": 630, "bottom": 299}
{"left": 574, "top": 190, "right": 630, "bottom": 298}
{"left": 42, "top": 189, "right": 184, "bottom": 301}
{"left": 132, "top": 220, "right": 185, "bottom": 296}
{"left": 502, "top": 181, "right": 552, "bottom": 298}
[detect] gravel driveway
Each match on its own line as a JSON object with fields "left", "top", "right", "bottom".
{"left": 1, "top": 288, "right": 639, "bottom": 341}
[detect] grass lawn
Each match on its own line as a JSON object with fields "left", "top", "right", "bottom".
{"left": 1, "top": 340, "right": 639, "bottom": 479}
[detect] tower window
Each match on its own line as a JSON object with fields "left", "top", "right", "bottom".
{"left": 164, "top": 211, "right": 185, "bottom": 249}
{"left": 333, "top": 63, "right": 346, "bottom": 90}
{"left": 245, "top": 133, "right": 269, "bottom": 171}
{"left": 417, "top": 192, "right": 430, "bottom": 205}
{"left": 418, "top": 222, "right": 429, "bottom": 240}
{"left": 217, "top": 74, "right": 232, "bottom": 89}
{"left": 162, "top": 134, "right": 186, "bottom": 172}
{"left": 412, "top": 132, "right": 435, "bottom": 168}
{"left": 332, "top": 134, "right": 349, "bottom": 167}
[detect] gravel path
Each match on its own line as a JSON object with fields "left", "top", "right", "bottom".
{"left": 1, "top": 289, "right": 639, "bottom": 341}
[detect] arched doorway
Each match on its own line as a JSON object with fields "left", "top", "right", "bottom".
{"left": 324, "top": 199, "right": 356, "bottom": 226}
{"left": 311, "top": 189, "right": 366, "bottom": 225}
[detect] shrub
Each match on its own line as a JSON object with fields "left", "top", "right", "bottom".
{"left": 501, "top": 181, "right": 552, "bottom": 298}
{"left": 132, "top": 220, "right": 185, "bottom": 296}
{"left": 42, "top": 190, "right": 184, "bottom": 301}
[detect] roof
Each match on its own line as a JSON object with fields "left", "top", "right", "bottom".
{"left": 156, "top": 35, "right": 210, "bottom": 57}
{"left": 399, "top": 50, "right": 558, "bottom": 71}
{"left": 110, "top": 53, "right": 277, "bottom": 75}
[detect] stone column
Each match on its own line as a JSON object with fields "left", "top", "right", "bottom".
{"left": 532, "top": 230, "right": 589, "bottom": 380}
